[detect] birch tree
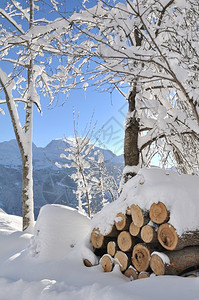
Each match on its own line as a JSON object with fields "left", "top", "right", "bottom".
{"left": 0, "top": 0, "right": 70, "bottom": 231}
{"left": 58, "top": 0, "right": 199, "bottom": 179}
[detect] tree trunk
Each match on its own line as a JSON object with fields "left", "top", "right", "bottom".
{"left": 0, "top": 69, "right": 34, "bottom": 232}
{"left": 123, "top": 83, "right": 139, "bottom": 182}
{"left": 22, "top": 149, "right": 34, "bottom": 232}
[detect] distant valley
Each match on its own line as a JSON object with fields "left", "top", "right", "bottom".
{"left": 0, "top": 139, "right": 124, "bottom": 218}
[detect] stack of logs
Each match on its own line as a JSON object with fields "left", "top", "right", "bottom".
{"left": 86, "top": 202, "right": 199, "bottom": 279}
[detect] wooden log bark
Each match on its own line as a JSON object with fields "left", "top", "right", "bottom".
{"left": 131, "top": 204, "right": 149, "bottom": 228}
{"left": 129, "top": 222, "right": 140, "bottom": 237}
{"left": 115, "top": 213, "right": 131, "bottom": 231}
{"left": 100, "top": 254, "right": 114, "bottom": 272}
{"left": 107, "top": 241, "right": 119, "bottom": 257}
{"left": 141, "top": 225, "right": 157, "bottom": 244}
{"left": 117, "top": 231, "right": 133, "bottom": 252}
{"left": 132, "top": 244, "right": 152, "bottom": 272}
{"left": 149, "top": 202, "right": 169, "bottom": 224}
{"left": 157, "top": 223, "right": 199, "bottom": 251}
{"left": 114, "top": 251, "right": 131, "bottom": 272}
{"left": 124, "top": 266, "right": 138, "bottom": 280}
{"left": 150, "top": 247, "right": 199, "bottom": 276}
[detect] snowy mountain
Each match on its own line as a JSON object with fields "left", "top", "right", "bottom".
{"left": 0, "top": 139, "right": 124, "bottom": 218}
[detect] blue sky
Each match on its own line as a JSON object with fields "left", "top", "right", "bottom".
{"left": 0, "top": 0, "right": 127, "bottom": 155}
{"left": 1, "top": 87, "right": 127, "bottom": 155}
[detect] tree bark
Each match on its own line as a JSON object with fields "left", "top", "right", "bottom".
{"left": 123, "top": 83, "right": 139, "bottom": 182}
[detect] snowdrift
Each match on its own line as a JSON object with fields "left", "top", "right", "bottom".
{"left": 30, "top": 204, "right": 91, "bottom": 261}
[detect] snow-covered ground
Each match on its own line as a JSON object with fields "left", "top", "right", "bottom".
{"left": 0, "top": 168, "right": 199, "bottom": 300}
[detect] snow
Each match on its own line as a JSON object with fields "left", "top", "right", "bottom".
{"left": 0, "top": 170, "right": 199, "bottom": 299}
{"left": 92, "top": 168, "right": 199, "bottom": 236}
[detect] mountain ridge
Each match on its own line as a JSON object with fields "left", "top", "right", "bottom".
{"left": 0, "top": 139, "right": 124, "bottom": 218}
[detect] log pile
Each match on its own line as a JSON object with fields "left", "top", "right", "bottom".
{"left": 86, "top": 202, "right": 199, "bottom": 279}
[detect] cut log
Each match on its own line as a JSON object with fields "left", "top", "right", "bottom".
{"left": 141, "top": 225, "right": 157, "bottom": 244}
{"left": 132, "top": 244, "right": 152, "bottom": 272}
{"left": 114, "top": 251, "right": 131, "bottom": 272}
{"left": 117, "top": 231, "right": 133, "bottom": 252}
{"left": 107, "top": 241, "right": 119, "bottom": 257}
{"left": 157, "top": 223, "right": 199, "bottom": 251}
{"left": 115, "top": 213, "right": 131, "bottom": 231}
{"left": 83, "top": 259, "right": 93, "bottom": 267}
{"left": 129, "top": 222, "right": 140, "bottom": 237}
{"left": 91, "top": 228, "right": 106, "bottom": 249}
{"left": 91, "top": 226, "right": 118, "bottom": 249}
{"left": 124, "top": 266, "right": 138, "bottom": 280}
{"left": 150, "top": 247, "right": 199, "bottom": 276}
{"left": 138, "top": 271, "right": 150, "bottom": 279}
{"left": 131, "top": 204, "right": 149, "bottom": 228}
{"left": 149, "top": 202, "right": 169, "bottom": 224}
{"left": 100, "top": 254, "right": 114, "bottom": 272}
{"left": 126, "top": 206, "right": 132, "bottom": 215}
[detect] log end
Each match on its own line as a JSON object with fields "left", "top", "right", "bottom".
{"left": 129, "top": 222, "right": 140, "bottom": 237}
{"left": 132, "top": 244, "right": 151, "bottom": 272}
{"left": 141, "top": 225, "right": 156, "bottom": 243}
{"left": 157, "top": 223, "right": 178, "bottom": 250}
{"left": 150, "top": 253, "right": 165, "bottom": 275}
{"left": 91, "top": 228, "right": 104, "bottom": 249}
{"left": 124, "top": 266, "right": 138, "bottom": 280}
{"left": 100, "top": 254, "right": 113, "bottom": 272}
{"left": 149, "top": 202, "right": 169, "bottom": 224}
{"left": 117, "top": 231, "right": 133, "bottom": 252}
{"left": 138, "top": 271, "right": 150, "bottom": 279}
{"left": 115, "top": 213, "right": 128, "bottom": 231}
{"left": 131, "top": 204, "right": 144, "bottom": 228}
{"left": 114, "top": 251, "right": 129, "bottom": 272}
{"left": 107, "top": 241, "right": 117, "bottom": 257}
{"left": 83, "top": 259, "right": 93, "bottom": 267}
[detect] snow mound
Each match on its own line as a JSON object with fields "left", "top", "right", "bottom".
{"left": 0, "top": 209, "right": 22, "bottom": 232}
{"left": 30, "top": 204, "right": 91, "bottom": 261}
{"left": 92, "top": 168, "right": 199, "bottom": 236}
